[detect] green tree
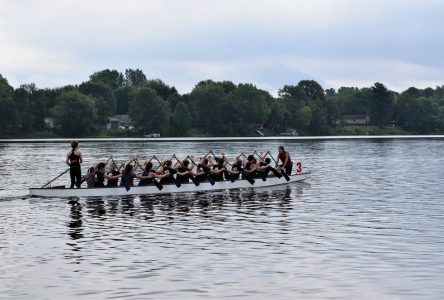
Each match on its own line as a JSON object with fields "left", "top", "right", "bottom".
{"left": 30, "top": 89, "right": 51, "bottom": 131}
{"left": 278, "top": 84, "right": 306, "bottom": 130}
{"left": 12, "top": 86, "right": 34, "bottom": 133}
{"left": 231, "top": 84, "right": 271, "bottom": 124}
{"left": 51, "top": 91, "right": 96, "bottom": 136}
{"left": 369, "top": 82, "right": 393, "bottom": 127}
{"left": 79, "top": 81, "right": 116, "bottom": 124}
{"left": 171, "top": 101, "right": 191, "bottom": 136}
{"left": 0, "top": 75, "right": 15, "bottom": 135}
{"left": 129, "top": 87, "right": 170, "bottom": 135}
{"left": 124, "top": 68, "right": 147, "bottom": 87}
{"left": 298, "top": 105, "right": 312, "bottom": 128}
{"left": 189, "top": 83, "right": 228, "bottom": 135}
{"left": 268, "top": 101, "right": 287, "bottom": 133}
{"left": 147, "top": 79, "right": 178, "bottom": 101}
{"left": 114, "top": 86, "right": 134, "bottom": 114}
{"left": 0, "top": 97, "right": 16, "bottom": 135}
{"left": 397, "top": 96, "right": 440, "bottom": 133}
{"left": 309, "top": 104, "right": 329, "bottom": 135}
{"left": 298, "top": 80, "right": 325, "bottom": 103}
{"left": 89, "top": 69, "right": 124, "bottom": 89}
{"left": 0, "top": 74, "right": 14, "bottom": 98}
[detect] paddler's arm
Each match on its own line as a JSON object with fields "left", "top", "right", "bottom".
{"left": 261, "top": 152, "right": 267, "bottom": 161}
{"left": 79, "top": 151, "right": 83, "bottom": 164}
{"left": 222, "top": 153, "right": 229, "bottom": 167}
{"left": 177, "top": 170, "right": 189, "bottom": 176}
{"left": 133, "top": 156, "right": 140, "bottom": 171}
{"left": 137, "top": 172, "right": 168, "bottom": 180}
{"left": 104, "top": 173, "right": 121, "bottom": 180}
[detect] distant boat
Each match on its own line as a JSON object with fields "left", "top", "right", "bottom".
{"left": 279, "top": 129, "right": 298, "bottom": 136}
{"left": 144, "top": 133, "right": 160, "bottom": 138}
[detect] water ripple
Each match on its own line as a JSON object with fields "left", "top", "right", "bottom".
{"left": 1, "top": 139, "right": 444, "bottom": 299}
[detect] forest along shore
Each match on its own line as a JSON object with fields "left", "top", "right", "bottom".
{"left": 1, "top": 71, "right": 443, "bottom": 139}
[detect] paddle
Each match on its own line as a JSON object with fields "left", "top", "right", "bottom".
{"left": 188, "top": 154, "right": 215, "bottom": 185}
{"left": 135, "top": 158, "right": 164, "bottom": 191}
{"left": 267, "top": 151, "right": 290, "bottom": 181}
{"left": 173, "top": 155, "right": 200, "bottom": 186}
{"left": 152, "top": 155, "right": 181, "bottom": 188}
{"left": 110, "top": 157, "right": 124, "bottom": 172}
{"left": 42, "top": 167, "right": 70, "bottom": 188}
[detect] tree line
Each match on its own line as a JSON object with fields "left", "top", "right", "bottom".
{"left": 0, "top": 69, "right": 443, "bottom": 137}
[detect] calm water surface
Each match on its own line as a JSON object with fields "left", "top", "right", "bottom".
{"left": 0, "top": 139, "right": 443, "bottom": 299}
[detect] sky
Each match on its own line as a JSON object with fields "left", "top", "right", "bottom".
{"left": 0, "top": 0, "right": 443, "bottom": 95}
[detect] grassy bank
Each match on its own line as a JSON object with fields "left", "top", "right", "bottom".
{"left": 331, "top": 126, "right": 411, "bottom": 136}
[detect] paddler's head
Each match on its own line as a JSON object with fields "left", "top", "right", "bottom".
{"left": 145, "top": 161, "right": 153, "bottom": 171}
{"left": 124, "top": 163, "right": 133, "bottom": 175}
{"left": 71, "top": 140, "right": 79, "bottom": 149}
{"left": 97, "top": 162, "right": 106, "bottom": 172}
{"left": 183, "top": 160, "right": 190, "bottom": 167}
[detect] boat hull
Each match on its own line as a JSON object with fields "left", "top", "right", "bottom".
{"left": 30, "top": 172, "right": 311, "bottom": 198}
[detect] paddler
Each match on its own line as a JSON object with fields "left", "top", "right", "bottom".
{"left": 94, "top": 162, "right": 122, "bottom": 187}
{"left": 137, "top": 161, "right": 168, "bottom": 186}
{"left": 276, "top": 145, "right": 293, "bottom": 175}
{"left": 66, "top": 140, "right": 83, "bottom": 188}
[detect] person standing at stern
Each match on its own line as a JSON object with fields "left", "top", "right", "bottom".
{"left": 66, "top": 140, "right": 83, "bottom": 188}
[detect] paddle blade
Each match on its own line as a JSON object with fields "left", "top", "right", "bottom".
{"left": 190, "top": 176, "right": 200, "bottom": 186}
{"left": 246, "top": 177, "right": 255, "bottom": 185}
{"left": 283, "top": 172, "right": 290, "bottom": 181}
{"left": 123, "top": 180, "right": 131, "bottom": 191}
{"left": 153, "top": 179, "right": 163, "bottom": 190}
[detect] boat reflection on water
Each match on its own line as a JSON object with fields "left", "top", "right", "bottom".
{"left": 66, "top": 182, "right": 309, "bottom": 226}
{"left": 64, "top": 183, "right": 309, "bottom": 264}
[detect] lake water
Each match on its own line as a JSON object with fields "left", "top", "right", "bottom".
{"left": 1, "top": 138, "right": 443, "bottom": 299}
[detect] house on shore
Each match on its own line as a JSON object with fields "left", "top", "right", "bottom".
{"left": 342, "top": 115, "right": 370, "bottom": 125}
{"left": 44, "top": 117, "right": 57, "bottom": 129}
{"left": 107, "top": 115, "right": 134, "bottom": 129}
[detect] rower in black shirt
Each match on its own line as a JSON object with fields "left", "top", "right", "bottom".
{"left": 242, "top": 155, "right": 257, "bottom": 181}
{"left": 209, "top": 157, "right": 226, "bottom": 181}
{"left": 193, "top": 157, "right": 211, "bottom": 182}
{"left": 160, "top": 160, "right": 176, "bottom": 185}
{"left": 255, "top": 152, "right": 282, "bottom": 179}
{"left": 138, "top": 162, "right": 167, "bottom": 186}
{"left": 227, "top": 158, "right": 243, "bottom": 181}
{"left": 94, "top": 162, "right": 121, "bottom": 187}
{"left": 107, "top": 162, "right": 122, "bottom": 187}
{"left": 176, "top": 159, "right": 192, "bottom": 183}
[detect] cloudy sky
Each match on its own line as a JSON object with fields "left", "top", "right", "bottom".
{"left": 0, "top": 0, "right": 443, "bottom": 94}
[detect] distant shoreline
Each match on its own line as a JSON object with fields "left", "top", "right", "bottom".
{"left": 1, "top": 135, "right": 444, "bottom": 143}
